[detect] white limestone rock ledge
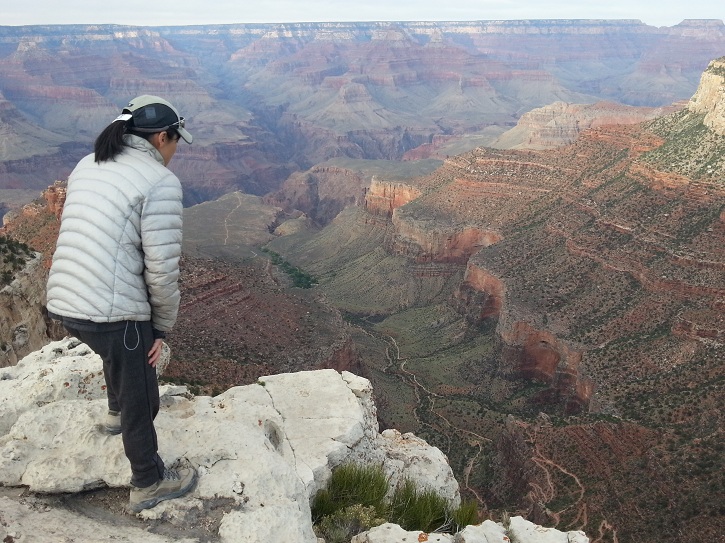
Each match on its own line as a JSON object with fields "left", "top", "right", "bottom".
{"left": 352, "top": 518, "right": 590, "bottom": 543}
{"left": 0, "top": 338, "right": 459, "bottom": 542}
{"left": 0, "top": 338, "right": 589, "bottom": 543}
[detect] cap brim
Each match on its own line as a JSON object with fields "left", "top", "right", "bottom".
{"left": 178, "top": 127, "right": 193, "bottom": 144}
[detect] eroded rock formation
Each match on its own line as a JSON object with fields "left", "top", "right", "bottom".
{"left": 0, "top": 338, "right": 582, "bottom": 542}
{"left": 0, "top": 182, "right": 66, "bottom": 367}
{"left": 2, "top": 20, "right": 724, "bottom": 209}
{"left": 452, "top": 262, "right": 505, "bottom": 321}
{"left": 364, "top": 178, "right": 422, "bottom": 218}
{"left": 687, "top": 56, "right": 725, "bottom": 134}
{"left": 492, "top": 100, "right": 683, "bottom": 150}
{"left": 0, "top": 253, "right": 47, "bottom": 367}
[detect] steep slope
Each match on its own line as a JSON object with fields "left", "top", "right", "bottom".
{"left": 491, "top": 100, "right": 682, "bottom": 150}
{"left": 265, "top": 158, "right": 442, "bottom": 225}
{"left": 0, "top": 182, "right": 66, "bottom": 365}
{"left": 266, "top": 60, "right": 724, "bottom": 542}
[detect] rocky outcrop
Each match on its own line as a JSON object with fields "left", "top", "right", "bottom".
{"left": 388, "top": 213, "right": 500, "bottom": 265}
{"left": 40, "top": 180, "right": 66, "bottom": 219}
{"left": 367, "top": 179, "right": 503, "bottom": 263}
{"left": 497, "top": 321, "right": 594, "bottom": 413}
{"left": 453, "top": 260, "right": 593, "bottom": 412}
{"left": 492, "top": 100, "right": 682, "bottom": 149}
{"left": 0, "top": 253, "right": 48, "bottom": 367}
{"left": 364, "top": 178, "right": 422, "bottom": 218}
{"left": 687, "top": 56, "right": 725, "bottom": 135}
{"left": 0, "top": 339, "right": 459, "bottom": 541}
{"left": 0, "top": 339, "right": 584, "bottom": 542}
{"left": 267, "top": 165, "right": 368, "bottom": 225}
{"left": 0, "top": 181, "right": 67, "bottom": 368}
{"left": 453, "top": 262, "right": 505, "bottom": 321}
{"left": 353, "top": 517, "right": 588, "bottom": 543}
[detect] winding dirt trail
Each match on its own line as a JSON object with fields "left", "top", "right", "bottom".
{"left": 382, "top": 334, "right": 490, "bottom": 509}
{"left": 377, "top": 327, "right": 619, "bottom": 537}
{"left": 222, "top": 192, "right": 244, "bottom": 246}
{"left": 514, "top": 419, "right": 597, "bottom": 533}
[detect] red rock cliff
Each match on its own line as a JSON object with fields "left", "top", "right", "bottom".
{"left": 364, "top": 178, "right": 422, "bottom": 218}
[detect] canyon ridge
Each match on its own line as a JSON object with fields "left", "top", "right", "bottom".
{"left": 0, "top": 20, "right": 723, "bottom": 543}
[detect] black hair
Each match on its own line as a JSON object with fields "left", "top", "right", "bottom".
{"left": 93, "top": 122, "right": 180, "bottom": 163}
{"left": 166, "top": 127, "right": 180, "bottom": 141}
{"left": 94, "top": 121, "right": 127, "bottom": 163}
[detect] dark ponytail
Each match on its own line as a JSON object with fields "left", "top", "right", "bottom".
{"left": 94, "top": 121, "right": 128, "bottom": 163}
{"left": 94, "top": 120, "right": 178, "bottom": 163}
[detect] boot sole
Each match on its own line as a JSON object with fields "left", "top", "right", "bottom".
{"left": 128, "top": 472, "right": 197, "bottom": 513}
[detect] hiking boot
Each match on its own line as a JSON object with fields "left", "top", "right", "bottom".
{"left": 128, "top": 466, "right": 197, "bottom": 513}
{"left": 104, "top": 410, "right": 121, "bottom": 435}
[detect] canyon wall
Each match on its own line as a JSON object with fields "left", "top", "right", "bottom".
{"left": 266, "top": 165, "right": 368, "bottom": 225}
{"left": 2, "top": 21, "right": 724, "bottom": 211}
{"left": 687, "top": 56, "right": 725, "bottom": 135}
{"left": 364, "top": 178, "right": 422, "bottom": 219}
{"left": 452, "top": 262, "right": 505, "bottom": 321}
{"left": 0, "top": 253, "right": 48, "bottom": 367}
{"left": 363, "top": 171, "right": 595, "bottom": 411}
{"left": 0, "top": 181, "right": 67, "bottom": 366}
{"left": 492, "top": 100, "right": 683, "bottom": 150}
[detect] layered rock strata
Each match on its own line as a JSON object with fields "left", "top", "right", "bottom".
{"left": 0, "top": 253, "right": 47, "bottom": 367}
{"left": 3, "top": 20, "right": 723, "bottom": 204}
{"left": 687, "top": 56, "right": 725, "bottom": 134}
{"left": 492, "top": 100, "right": 683, "bottom": 150}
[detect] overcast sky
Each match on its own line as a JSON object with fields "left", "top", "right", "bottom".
{"left": 3, "top": 0, "right": 722, "bottom": 28}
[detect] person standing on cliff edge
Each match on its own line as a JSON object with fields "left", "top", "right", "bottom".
{"left": 46, "top": 95, "right": 196, "bottom": 513}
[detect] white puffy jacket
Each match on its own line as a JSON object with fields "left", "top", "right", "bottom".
{"left": 46, "top": 135, "right": 183, "bottom": 332}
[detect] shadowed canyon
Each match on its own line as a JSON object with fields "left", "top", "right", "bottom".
{"left": 1, "top": 19, "right": 725, "bottom": 208}
{"left": 0, "top": 19, "right": 724, "bottom": 543}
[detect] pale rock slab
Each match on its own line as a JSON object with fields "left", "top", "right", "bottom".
{"left": 688, "top": 58, "right": 725, "bottom": 135}
{"left": 377, "top": 429, "right": 460, "bottom": 506}
{"left": 507, "top": 516, "right": 589, "bottom": 543}
{"left": 455, "top": 517, "right": 589, "bottom": 543}
{"left": 352, "top": 517, "right": 589, "bottom": 543}
{"left": 0, "top": 338, "right": 461, "bottom": 542}
{"left": 351, "top": 522, "right": 454, "bottom": 543}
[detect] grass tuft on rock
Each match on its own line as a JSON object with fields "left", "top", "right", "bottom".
{"left": 312, "top": 463, "right": 480, "bottom": 540}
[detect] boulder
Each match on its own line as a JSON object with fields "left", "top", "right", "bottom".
{"left": 0, "top": 338, "right": 460, "bottom": 542}
{"left": 456, "top": 517, "right": 589, "bottom": 543}
{"left": 351, "top": 523, "right": 454, "bottom": 542}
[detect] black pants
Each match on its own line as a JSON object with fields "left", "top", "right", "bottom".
{"left": 65, "top": 320, "right": 165, "bottom": 488}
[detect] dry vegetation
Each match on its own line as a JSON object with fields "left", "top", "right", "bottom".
{"left": 266, "top": 112, "right": 724, "bottom": 541}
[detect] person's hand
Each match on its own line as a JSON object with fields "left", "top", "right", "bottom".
{"left": 148, "top": 338, "right": 163, "bottom": 368}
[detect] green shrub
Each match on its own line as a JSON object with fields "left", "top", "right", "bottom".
{"left": 451, "top": 499, "right": 479, "bottom": 531}
{"left": 261, "top": 248, "right": 318, "bottom": 288}
{"left": 312, "top": 463, "right": 480, "bottom": 538}
{"left": 312, "top": 463, "right": 388, "bottom": 521}
{"left": 389, "top": 479, "right": 449, "bottom": 532}
{"left": 315, "top": 504, "right": 386, "bottom": 543}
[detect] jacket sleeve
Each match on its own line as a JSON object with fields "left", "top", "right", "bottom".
{"left": 141, "top": 173, "right": 183, "bottom": 331}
